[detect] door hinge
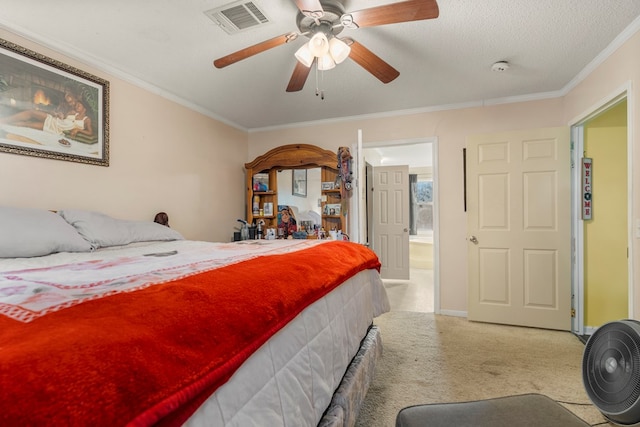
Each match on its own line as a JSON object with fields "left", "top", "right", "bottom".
{"left": 571, "top": 308, "right": 576, "bottom": 318}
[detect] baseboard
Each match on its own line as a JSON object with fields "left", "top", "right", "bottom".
{"left": 438, "top": 309, "right": 467, "bottom": 318}
{"left": 584, "top": 326, "right": 598, "bottom": 336}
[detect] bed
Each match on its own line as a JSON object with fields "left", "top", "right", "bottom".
{"left": 0, "top": 206, "right": 390, "bottom": 426}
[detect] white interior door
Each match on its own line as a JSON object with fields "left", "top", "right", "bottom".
{"left": 372, "top": 165, "right": 410, "bottom": 279}
{"left": 466, "top": 127, "right": 571, "bottom": 330}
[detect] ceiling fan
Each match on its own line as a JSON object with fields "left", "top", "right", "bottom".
{"left": 213, "top": 0, "right": 439, "bottom": 92}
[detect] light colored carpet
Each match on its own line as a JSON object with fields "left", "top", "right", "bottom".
{"left": 355, "top": 312, "right": 609, "bottom": 427}
{"left": 382, "top": 268, "right": 433, "bottom": 313}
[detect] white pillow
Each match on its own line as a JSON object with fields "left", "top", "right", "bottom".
{"left": 58, "top": 210, "right": 184, "bottom": 249}
{"left": 0, "top": 206, "right": 93, "bottom": 258}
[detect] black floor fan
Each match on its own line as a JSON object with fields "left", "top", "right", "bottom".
{"left": 583, "top": 319, "right": 640, "bottom": 425}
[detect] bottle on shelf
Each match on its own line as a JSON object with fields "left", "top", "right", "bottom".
{"left": 256, "top": 219, "right": 264, "bottom": 239}
{"left": 252, "top": 195, "right": 260, "bottom": 216}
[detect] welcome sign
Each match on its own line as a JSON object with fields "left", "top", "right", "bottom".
{"left": 582, "top": 157, "right": 592, "bottom": 220}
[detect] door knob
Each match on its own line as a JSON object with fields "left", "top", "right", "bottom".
{"left": 469, "top": 235, "right": 478, "bottom": 244}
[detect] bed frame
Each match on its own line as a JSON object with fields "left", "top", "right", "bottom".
{"left": 319, "top": 325, "right": 382, "bottom": 427}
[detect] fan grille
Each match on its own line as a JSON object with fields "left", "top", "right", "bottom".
{"left": 583, "top": 320, "right": 640, "bottom": 423}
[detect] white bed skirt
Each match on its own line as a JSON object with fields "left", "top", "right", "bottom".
{"left": 185, "top": 268, "right": 389, "bottom": 426}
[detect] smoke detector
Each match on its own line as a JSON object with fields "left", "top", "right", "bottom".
{"left": 491, "top": 61, "right": 510, "bottom": 72}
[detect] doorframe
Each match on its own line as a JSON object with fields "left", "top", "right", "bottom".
{"left": 361, "top": 136, "right": 441, "bottom": 314}
{"left": 569, "top": 82, "right": 634, "bottom": 335}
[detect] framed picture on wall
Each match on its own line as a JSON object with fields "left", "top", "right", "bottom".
{"left": 292, "top": 169, "right": 307, "bottom": 197}
{"left": 0, "top": 38, "right": 109, "bottom": 166}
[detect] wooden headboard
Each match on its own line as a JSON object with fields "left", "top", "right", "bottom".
{"left": 244, "top": 144, "right": 337, "bottom": 172}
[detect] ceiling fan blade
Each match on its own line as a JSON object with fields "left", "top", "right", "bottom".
{"left": 347, "top": 39, "right": 400, "bottom": 84}
{"left": 214, "top": 33, "right": 295, "bottom": 68}
{"left": 293, "top": 0, "right": 324, "bottom": 18}
{"left": 286, "top": 60, "right": 313, "bottom": 92}
{"left": 348, "top": 0, "right": 439, "bottom": 28}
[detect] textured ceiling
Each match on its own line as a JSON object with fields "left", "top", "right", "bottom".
{"left": 1, "top": 0, "right": 640, "bottom": 131}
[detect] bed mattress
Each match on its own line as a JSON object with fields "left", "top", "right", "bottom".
{"left": 0, "top": 239, "right": 389, "bottom": 426}
{"left": 187, "top": 267, "right": 386, "bottom": 426}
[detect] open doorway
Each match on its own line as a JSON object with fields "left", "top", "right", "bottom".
{"left": 571, "top": 94, "right": 631, "bottom": 337}
{"left": 362, "top": 139, "right": 437, "bottom": 313}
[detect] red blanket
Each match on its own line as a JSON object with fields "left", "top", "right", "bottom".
{"left": 0, "top": 241, "right": 380, "bottom": 426}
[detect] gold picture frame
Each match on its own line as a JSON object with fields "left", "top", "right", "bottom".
{"left": 0, "top": 38, "right": 109, "bottom": 166}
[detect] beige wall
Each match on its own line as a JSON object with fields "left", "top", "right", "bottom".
{"left": 249, "top": 100, "right": 566, "bottom": 313}
{"left": 248, "top": 31, "right": 640, "bottom": 316}
{"left": 563, "top": 31, "right": 640, "bottom": 319}
{"left": 3, "top": 25, "right": 639, "bottom": 317}
{"left": 0, "top": 30, "right": 248, "bottom": 242}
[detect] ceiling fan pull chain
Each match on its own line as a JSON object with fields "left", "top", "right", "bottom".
{"left": 315, "top": 60, "right": 320, "bottom": 97}
{"left": 313, "top": 62, "right": 326, "bottom": 100}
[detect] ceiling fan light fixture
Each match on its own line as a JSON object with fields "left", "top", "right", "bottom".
{"left": 214, "top": 0, "right": 442, "bottom": 94}
{"left": 295, "top": 43, "right": 314, "bottom": 67}
{"left": 317, "top": 54, "right": 336, "bottom": 71}
{"left": 308, "top": 32, "right": 329, "bottom": 57}
{"left": 329, "top": 37, "right": 350, "bottom": 64}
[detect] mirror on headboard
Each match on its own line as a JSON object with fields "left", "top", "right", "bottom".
{"left": 276, "top": 168, "right": 322, "bottom": 228}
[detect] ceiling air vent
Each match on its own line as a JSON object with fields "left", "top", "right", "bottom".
{"left": 204, "top": 1, "right": 270, "bottom": 35}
